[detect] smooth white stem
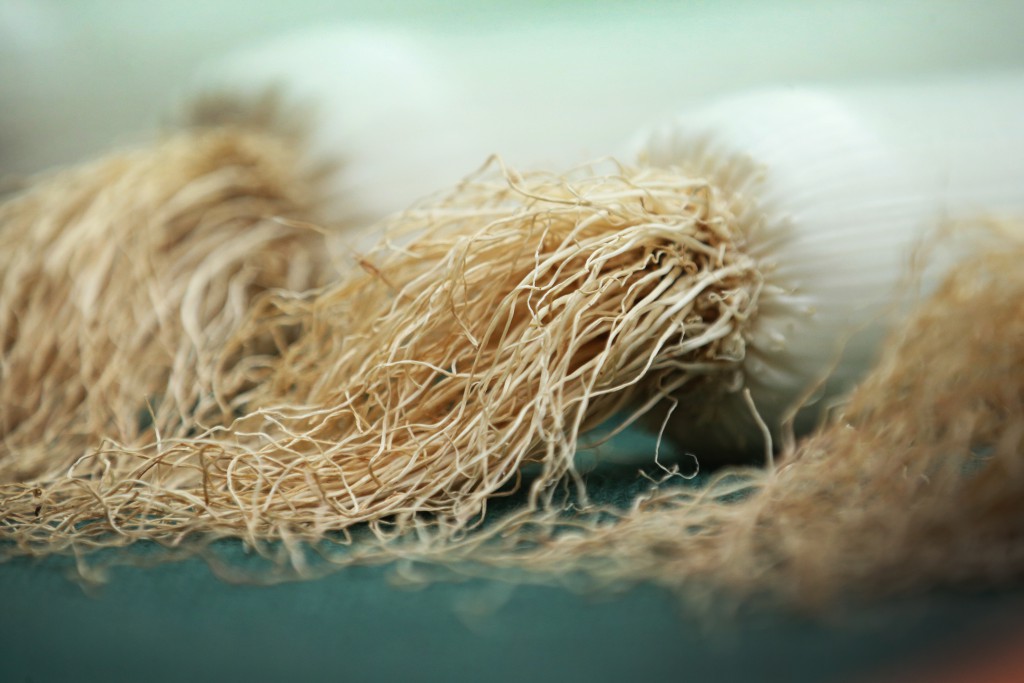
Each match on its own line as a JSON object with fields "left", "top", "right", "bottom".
{"left": 636, "top": 74, "right": 1024, "bottom": 453}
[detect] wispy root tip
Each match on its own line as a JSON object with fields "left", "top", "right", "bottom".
{"left": 3, "top": 130, "right": 1023, "bottom": 612}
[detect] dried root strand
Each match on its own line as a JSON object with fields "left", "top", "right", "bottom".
{"left": 0, "top": 147, "right": 760, "bottom": 556}
{"left": 7, "top": 126, "right": 1021, "bottom": 612}
{"left": 471, "top": 226, "right": 1024, "bottom": 608}
{"left": 0, "top": 128, "right": 335, "bottom": 537}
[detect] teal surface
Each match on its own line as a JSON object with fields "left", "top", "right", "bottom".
{"left": 2, "top": 544, "right": 1024, "bottom": 683}
{"left": 2, "top": 431, "right": 1022, "bottom": 682}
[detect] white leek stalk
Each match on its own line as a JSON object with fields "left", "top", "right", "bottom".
{"left": 635, "top": 75, "right": 1024, "bottom": 453}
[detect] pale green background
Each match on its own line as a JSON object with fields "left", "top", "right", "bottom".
{"left": 3, "top": 1, "right": 1024, "bottom": 174}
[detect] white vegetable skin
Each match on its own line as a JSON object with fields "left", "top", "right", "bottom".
{"left": 636, "top": 74, "right": 1024, "bottom": 452}
{"left": 186, "top": 28, "right": 492, "bottom": 228}
{"left": 186, "top": 25, "right": 663, "bottom": 227}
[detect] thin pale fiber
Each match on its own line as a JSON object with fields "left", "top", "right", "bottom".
{"left": 458, "top": 230, "right": 1024, "bottom": 607}
{"left": 1, "top": 128, "right": 1022, "bottom": 607}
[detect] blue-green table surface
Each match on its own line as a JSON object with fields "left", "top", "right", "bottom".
{"left": 3, "top": 541, "right": 1023, "bottom": 683}
{"left": 3, "top": 434, "right": 1022, "bottom": 683}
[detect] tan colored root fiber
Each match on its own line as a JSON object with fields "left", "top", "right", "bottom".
{"left": 3, "top": 128, "right": 1023, "bottom": 610}
{"left": 0, "top": 129, "right": 334, "bottom": 492}
{"left": 463, "top": 229, "right": 1024, "bottom": 606}
{"left": 1, "top": 141, "right": 759, "bottom": 556}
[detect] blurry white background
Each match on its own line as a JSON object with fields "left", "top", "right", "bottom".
{"left": 2, "top": 0, "right": 1023, "bottom": 177}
